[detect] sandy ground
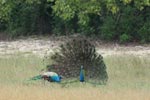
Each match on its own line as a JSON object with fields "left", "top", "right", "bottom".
{"left": 0, "top": 36, "right": 149, "bottom": 57}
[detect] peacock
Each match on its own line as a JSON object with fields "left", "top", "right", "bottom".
{"left": 79, "top": 66, "right": 85, "bottom": 82}
{"left": 50, "top": 38, "right": 108, "bottom": 84}
{"left": 31, "top": 72, "right": 62, "bottom": 82}
{"left": 31, "top": 66, "right": 85, "bottom": 83}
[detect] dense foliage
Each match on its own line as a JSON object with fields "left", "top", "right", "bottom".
{"left": 0, "top": 0, "right": 150, "bottom": 42}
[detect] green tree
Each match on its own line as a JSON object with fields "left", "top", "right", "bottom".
{"left": 0, "top": 0, "right": 150, "bottom": 42}
{"left": 0, "top": 0, "right": 53, "bottom": 36}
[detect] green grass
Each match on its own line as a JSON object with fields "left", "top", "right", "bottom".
{"left": 104, "top": 55, "right": 150, "bottom": 90}
{"left": 0, "top": 53, "right": 150, "bottom": 90}
{"left": 0, "top": 53, "right": 150, "bottom": 100}
{"left": 0, "top": 54, "right": 45, "bottom": 84}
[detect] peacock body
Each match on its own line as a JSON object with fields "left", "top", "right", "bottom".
{"left": 31, "top": 72, "right": 62, "bottom": 82}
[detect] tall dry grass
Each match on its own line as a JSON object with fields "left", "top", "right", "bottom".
{"left": 0, "top": 85, "right": 150, "bottom": 100}
{"left": 0, "top": 54, "right": 44, "bottom": 84}
{"left": 0, "top": 54, "right": 150, "bottom": 100}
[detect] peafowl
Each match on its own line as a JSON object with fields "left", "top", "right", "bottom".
{"left": 31, "top": 72, "right": 62, "bottom": 82}
{"left": 79, "top": 66, "right": 85, "bottom": 82}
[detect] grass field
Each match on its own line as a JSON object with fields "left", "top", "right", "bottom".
{"left": 0, "top": 53, "right": 150, "bottom": 100}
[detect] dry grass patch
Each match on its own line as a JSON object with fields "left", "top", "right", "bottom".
{"left": 0, "top": 54, "right": 150, "bottom": 100}
{"left": 0, "top": 85, "right": 150, "bottom": 100}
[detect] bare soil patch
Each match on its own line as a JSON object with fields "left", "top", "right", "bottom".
{"left": 0, "top": 36, "right": 149, "bottom": 57}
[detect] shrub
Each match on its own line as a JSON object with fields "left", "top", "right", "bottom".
{"left": 0, "top": 21, "right": 6, "bottom": 31}
{"left": 6, "top": 0, "right": 53, "bottom": 37}
{"left": 119, "top": 34, "right": 130, "bottom": 43}
{"left": 138, "top": 22, "right": 150, "bottom": 43}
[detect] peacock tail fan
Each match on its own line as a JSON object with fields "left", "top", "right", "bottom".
{"left": 48, "top": 37, "right": 108, "bottom": 85}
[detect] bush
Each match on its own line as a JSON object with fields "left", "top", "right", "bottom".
{"left": 48, "top": 38, "right": 108, "bottom": 83}
{"left": 0, "top": 0, "right": 150, "bottom": 43}
{"left": 140, "top": 7, "right": 150, "bottom": 42}
{"left": 101, "top": 16, "right": 116, "bottom": 40}
{"left": 119, "top": 34, "right": 130, "bottom": 43}
{"left": 0, "top": 21, "right": 6, "bottom": 31}
{"left": 7, "top": 0, "right": 53, "bottom": 37}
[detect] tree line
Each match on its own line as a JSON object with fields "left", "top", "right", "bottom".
{"left": 0, "top": 0, "right": 150, "bottom": 43}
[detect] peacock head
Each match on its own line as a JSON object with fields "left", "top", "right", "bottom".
{"left": 81, "top": 65, "right": 84, "bottom": 69}
{"left": 59, "top": 75, "right": 63, "bottom": 80}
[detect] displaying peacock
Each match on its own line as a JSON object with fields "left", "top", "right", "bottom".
{"left": 48, "top": 38, "right": 108, "bottom": 84}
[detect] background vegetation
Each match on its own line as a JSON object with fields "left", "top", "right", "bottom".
{"left": 0, "top": 0, "right": 150, "bottom": 42}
